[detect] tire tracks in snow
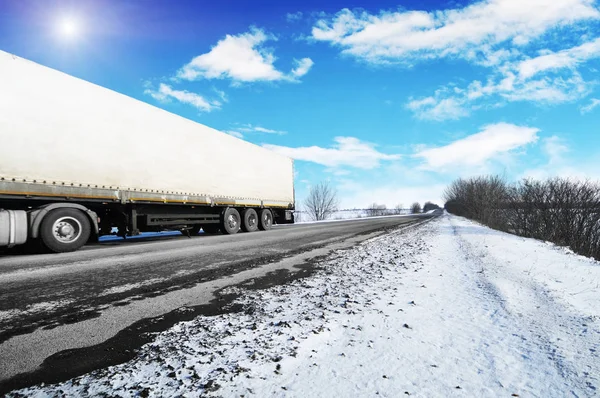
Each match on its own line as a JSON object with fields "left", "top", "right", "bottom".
{"left": 449, "top": 217, "right": 599, "bottom": 396}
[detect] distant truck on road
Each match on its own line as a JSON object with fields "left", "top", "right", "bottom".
{"left": 0, "top": 51, "right": 295, "bottom": 253}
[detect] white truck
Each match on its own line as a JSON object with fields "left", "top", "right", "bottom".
{"left": 0, "top": 51, "right": 295, "bottom": 253}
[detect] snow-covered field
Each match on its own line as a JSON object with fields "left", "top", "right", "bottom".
{"left": 10, "top": 215, "right": 600, "bottom": 397}
{"left": 294, "top": 209, "right": 409, "bottom": 223}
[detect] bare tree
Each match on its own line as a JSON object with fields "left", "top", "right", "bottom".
{"left": 366, "top": 203, "right": 387, "bottom": 217}
{"left": 411, "top": 202, "right": 422, "bottom": 214}
{"left": 304, "top": 181, "right": 339, "bottom": 221}
{"left": 394, "top": 204, "right": 404, "bottom": 215}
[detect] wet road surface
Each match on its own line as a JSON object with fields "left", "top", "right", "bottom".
{"left": 0, "top": 214, "right": 436, "bottom": 392}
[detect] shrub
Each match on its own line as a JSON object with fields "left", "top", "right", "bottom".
{"left": 423, "top": 202, "right": 441, "bottom": 212}
{"left": 444, "top": 176, "right": 600, "bottom": 261}
{"left": 411, "top": 202, "right": 422, "bottom": 214}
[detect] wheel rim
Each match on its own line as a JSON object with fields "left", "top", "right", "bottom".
{"left": 263, "top": 213, "right": 271, "bottom": 227}
{"left": 227, "top": 214, "right": 239, "bottom": 230}
{"left": 52, "top": 216, "right": 83, "bottom": 243}
{"left": 248, "top": 213, "right": 257, "bottom": 228}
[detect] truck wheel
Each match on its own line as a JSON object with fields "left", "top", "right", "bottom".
{"left": 202, "top": 225, "right": 220, "bottom": 234}
{"left": 220, "top": 208, "right": 241, "bottom": 234}
{"left": 258, "top": 209, "right": 273, "bottom": 231}
{"left": 40, "top": 208, "right": 91, "bottom": 253}
{"left": 241, "top": 209, "right": 259, "bottom": 232}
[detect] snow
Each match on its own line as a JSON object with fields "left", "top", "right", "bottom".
{"left": 293, "top": 212, "right": 414, "bottom": 225}
{"left": 9, "top": 215, "right": 600, "bottom": 397}
{"left": 1, "top": 300, "right": 74, "bottom": 323}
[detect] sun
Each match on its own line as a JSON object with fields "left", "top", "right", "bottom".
{"left": 58, "top": 18, "right": 79, "bottom": 38}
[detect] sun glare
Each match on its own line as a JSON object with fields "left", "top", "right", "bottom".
{"left": 58, "top": 18, "right": 79, "bottom": 38}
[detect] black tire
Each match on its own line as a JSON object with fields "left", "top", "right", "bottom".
{"left": 181, "top": 225, "right": 201, "bottom": 236}
{"left": 258, "top": 209, "right": 273, "bottom": 231}
{"left": 39, "top": 208, "right": 91, "bottom": 253}
{"left": 241, "top": 208, "right": 259, "bottom": 232}
{"left": 220, "top": 207, "right": 241, "bottom": 234}
{"left": 202, "top": 224, "right": 221, "bottom": 234}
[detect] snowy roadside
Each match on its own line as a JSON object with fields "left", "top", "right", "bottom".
{"left": 9, "top": 215, "right": 600, "bottom": 397}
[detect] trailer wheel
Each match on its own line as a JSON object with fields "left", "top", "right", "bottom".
{"left": 258, "top": 209, "right": 273, "bottom": 231}
{"left": 241, "top": 209, "right": 259, "bottom": 232}
{"left": 202, "top": 225, "right": 220, "bottom": 234}
{"left": 40, "top": 208, "right": 91, "bottom": 253}
{"left": 220, "top": 208, "right": 241, "bottom": 234}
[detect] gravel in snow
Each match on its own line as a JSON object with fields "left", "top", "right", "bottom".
{"left": 10, "top": 215, "right": 600, "bottom": 397}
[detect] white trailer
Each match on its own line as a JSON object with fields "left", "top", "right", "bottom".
{"left": 0, "top": 51, "right": 295, "bottom": 253}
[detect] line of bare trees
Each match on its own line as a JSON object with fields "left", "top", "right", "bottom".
{"left": 303, "top": 181, "right": 440, "bottom": 222}
{"left": 444, "top": 175, "right": 600, "bottom": 261}
{"left": 366, "top": 203, "right": 404, "bottom": 217}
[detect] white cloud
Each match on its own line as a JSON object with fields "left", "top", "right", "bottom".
{"left": 212, "top": 88, "right": 228, "bottom": 103}
{"left": 518, "top": 136, "right": 600, "bottom": 181}
{"left": 253, "top": 126, "right": 283, "bottom": 134}
{"left": 315, "top": 2, "right": 599, "bottom": 120}
{"left": 144, "top": 83, "right": 221, "bottom": 112}
{"left": 290, "top": 58, "right": 314, "bottom": 78}
{"left": 415, "top": 123, "right": 539, "bottom": 169}
{"left": 263, "top": 136, "right": 401, "bottom": 169}
{"left": 543, "top": 136, "right": 569, "bottom": 165}
{"left": 580, "top": 98, "right": 600, "bottom": 113}
{"left": 407, "top": 71, "right": 589, "bottom": 121}
{"left": 521, "top": 144, "right": 600, "bottom": 181}
{"left": 407, "top": 96, "right": 469, "bottom": 121}
{"left": 225, "top": 124, "right": 287, "bottom": 138}
{"left": 235, "top": 124, "right": 286, "bottom": 135}
{"left": 312, "top": 1, "right": 599, "bottom": 65}
{"left": 176, "top": 28, "right": 313, "bottom": 83}
{"left": 517, "top": 37, "right": 600, "bottom": 79}
{"left": 286, "top": 11, "right": 303, "bottom": 22}
{"left": 501, "top": 73, "right": 589, "bottom": 102}
{"left": 224, "top": 130, "right": 244, "bottom": 139}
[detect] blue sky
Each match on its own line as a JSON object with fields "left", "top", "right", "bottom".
{"left": 1, "top": 0, "right": 599, "bottom": 209}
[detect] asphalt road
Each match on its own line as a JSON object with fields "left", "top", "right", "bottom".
{"left": 0, "top": 213, "right": 436, "bottom": 393}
